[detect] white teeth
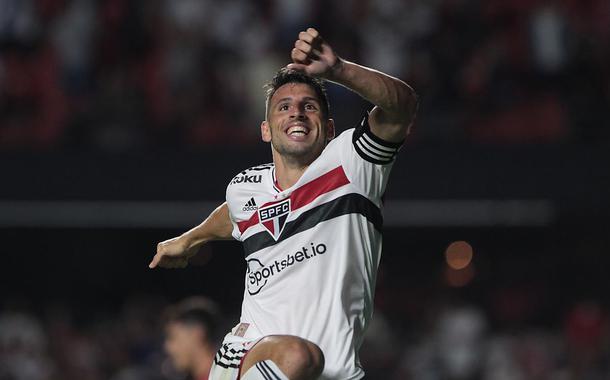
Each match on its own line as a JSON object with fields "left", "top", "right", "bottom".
{"left": 287, "top": 126, "right": 309, "bottom": 135}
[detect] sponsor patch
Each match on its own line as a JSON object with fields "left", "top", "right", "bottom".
{"left": 231, "top": 174, "right": 262, "bottom": 184}
{"left": 246, "top": 242, "right": 328, "bottom": 295}
{"left": 235, "top": 323, "right": 250, "bottom": 337}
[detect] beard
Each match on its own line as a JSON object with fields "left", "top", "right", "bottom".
{"left": 270, "top": 131, "right": 326, "bottom": 166}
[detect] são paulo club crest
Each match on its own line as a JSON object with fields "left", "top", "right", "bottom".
{"left": 258, "top": 198, "right": 291, "bottom": 240}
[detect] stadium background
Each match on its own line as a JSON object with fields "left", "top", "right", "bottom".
{"left": 1, "top": 0, "right": 609, "bottom": 379}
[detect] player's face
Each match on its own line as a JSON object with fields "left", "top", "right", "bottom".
{"left": 164, "top": 322, "right": 201, "bottom": 371}
{"left": 262, "top": 83, "right": 334, "bottom": 164}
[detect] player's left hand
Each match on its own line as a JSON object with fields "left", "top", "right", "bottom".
{"left": 286, "top": 28, "right": 341, "bottom": 79}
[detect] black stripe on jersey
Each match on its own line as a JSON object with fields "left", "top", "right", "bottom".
{"left": 242, "top": 193, "right": 382, "bottom": 257}
{"left": 271, "top": 168, "right": 281, "bottom": 193}
{"left": 213, "top": 358, "right": 240, "bottom": 369}
{"left": 213, "top": 349, "right": 246, "bottom": 368}
{"left": 247, "top": 166, "right": 274, "bottom": 172}
{"left": 355, "top": 138, "right": 394, "bottom": 163}
{"left": 214, "top": 355, "right": 240, "bottom": 369}
{"left": 218, "top": 348, "right": 247, "bottom": 359}
{"left": 256, "top": 363, "right": 273, "bottom": 380}
{"left": 239, "top": 163, "right": 274, "bottom": 175}
{"left": 212, "top": 344, "right": 247, "bottom": 368}
{"left": 260, "top": 361, "right": 282, "bottom": 380}
{"left": 352, "top": 112, "right": 403, "bottom": 165}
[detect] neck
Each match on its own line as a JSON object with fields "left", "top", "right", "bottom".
{"left": 191, "top": 345, "right": 214, "bottom": 380}
{"left": 273, "top": 151, "right": 310, "bottom": 190}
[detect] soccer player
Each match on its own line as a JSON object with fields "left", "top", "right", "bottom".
{"left": 163, "top": 297, "right": 223, "bottom": 380}
{"left": 149, "top": 28, "right": 418, "bottom": 380}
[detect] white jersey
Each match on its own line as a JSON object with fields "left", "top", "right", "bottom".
{"left": 224, "top": 115, "right": 402, "bottom": 380}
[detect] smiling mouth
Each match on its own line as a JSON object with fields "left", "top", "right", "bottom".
{"left": 286, "top": 124, "right": 310, "bottom": 136}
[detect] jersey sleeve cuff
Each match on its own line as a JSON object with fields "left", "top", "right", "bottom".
{"left": 352, "top": 111, "right": 403, "bottom": 165}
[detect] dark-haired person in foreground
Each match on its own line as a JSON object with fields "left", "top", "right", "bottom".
{"left": 150, "top": 28, "right": 418, "bottom": 380}
{"left": 164, "top": 297, "right": 223, "bottom": 380}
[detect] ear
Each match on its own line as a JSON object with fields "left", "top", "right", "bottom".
{"left": 261, "top": 120, "right": 271, "bottom": 142}
{"left": 326, "top": 118, "right": 335, "bottom": 141}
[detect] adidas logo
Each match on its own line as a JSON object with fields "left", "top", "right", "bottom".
{"left": 242, "top": 197, "right": 258, "bottom": 212}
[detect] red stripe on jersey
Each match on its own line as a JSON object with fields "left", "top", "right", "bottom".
{"left": 237, "top": 166, "right": 350, "bottom": 234}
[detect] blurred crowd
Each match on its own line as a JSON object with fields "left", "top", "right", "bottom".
{"left": 1, "top": 0, "right": 609, "bottom": 151}
{"left": 2, "top": 2, "right": 609, "bottom": 379}
{"left": 1, "top": 295, "right": 608, "bottom": 380}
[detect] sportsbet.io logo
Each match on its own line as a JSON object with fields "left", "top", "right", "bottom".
{"left": 246, "top": 242, "right": 327, "bottom": 295}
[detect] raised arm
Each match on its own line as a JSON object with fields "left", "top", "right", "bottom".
{"left": 149, "top": 202, "right": 234, "bottom": 269}
{"left": 287, "top": 28, "right": 418, "bottom": 143}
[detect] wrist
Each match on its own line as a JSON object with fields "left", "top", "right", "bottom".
{"left": 324, "top": 56, "right": 346, "bottom": 82}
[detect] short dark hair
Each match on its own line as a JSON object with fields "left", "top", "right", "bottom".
{"left": 164, "top": 297, "right": 222, "bottom": 343}
{"left": 264, "top": 68, "right": 330, "bottom": 119}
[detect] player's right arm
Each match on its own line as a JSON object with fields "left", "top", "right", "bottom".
{"left": 148, "top": 202, "right": 233, "bottom": 269}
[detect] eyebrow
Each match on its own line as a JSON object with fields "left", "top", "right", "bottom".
{"left": 275, "top": 96, "right": 320, "bottom": 104}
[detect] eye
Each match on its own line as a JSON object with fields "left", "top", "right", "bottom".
{"left": 279, "top": 104, "right": 289, "bottom": 111}
{"left": 305, "top": 103, "right": 318, "bottom": 111}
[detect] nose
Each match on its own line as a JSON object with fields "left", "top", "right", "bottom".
{"left": 289, "top": 105, "right": 306, "bottom": 120}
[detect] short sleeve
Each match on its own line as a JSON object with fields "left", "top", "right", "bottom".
{"left": 352, "top": 111, "right": 403, "bottom": 164}
{"left": 338, "top": 111, "right": 404, "bottom": 202}
{"left": 225, "top": 183, "right": 243, "bottom": 241}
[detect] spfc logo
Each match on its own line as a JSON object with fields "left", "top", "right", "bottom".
{"left": 258, "top": 198, "right": 291, "bottom": 240}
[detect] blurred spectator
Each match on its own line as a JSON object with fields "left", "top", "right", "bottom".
{"left": 0, "top": 312, "right": 54, "bottom": 380}
{"left": 0, "top": 294, "right": 608, "bottom": 378}
{"left": 162, "top": 297, "right": 223, "bottom": 380}
{"left": 1, "top": 0, "right": 609, "bottom": 150}
{"left": 0, "top": 38, "right": 68, "bottom": 149}
{"left": 360, "top": 310, "right": 400, "bottom": 379}
{"left": 393, "top": 304, "right": 488, "bottom": 380}
{"left": 563, "top": 300, "right": 609, "bottom": 379}
{"left": 435, "top": 305, "right": 488, "bottom": 379}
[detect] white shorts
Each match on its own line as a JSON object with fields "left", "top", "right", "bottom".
{"left": 209, "top": 337, "right": 263, "bottom": 380}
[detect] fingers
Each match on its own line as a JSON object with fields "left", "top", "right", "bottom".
{"left": 150, "top": 240, "right": 189, "bottom": 269}
{"left": 149, "top": 254, "right": 188, "bottom": 269}
{"left": 298, "top": 31, "right": 314, "bottom": 44}
{"left": 295, "top": 40, "right": 313, "bottom": 55}
{"left": 149, "top": 242, "right": 164, "bottom": 268}
{"left": 307, "top": 27, "right": 319, "bottom": 38}
{"left": 298, "top": 28, "right": 320, "bottom": 44}
{"left": 163, "top": 258, "right": 188, "bottom": 269}
{"left": 291, "top": 47, "right": 309, "bottom": 64}
{"left": 291, "top": 41, "right": 322, "bottom": 68}
{"left": 286, "top": 63, "right": 308, "bottom": 72}
{"left": 148, "top": 253, "right": 161, "bottom": 268}
{"left": 292, "top": 28, "right": 324, "bottom": 63}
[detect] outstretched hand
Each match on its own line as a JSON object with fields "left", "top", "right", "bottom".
{"left": 286, "top": 28, "right": 340, "bottom": 79}
{"left": 149, "top": 236, "right": 198, "bottom": 269}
